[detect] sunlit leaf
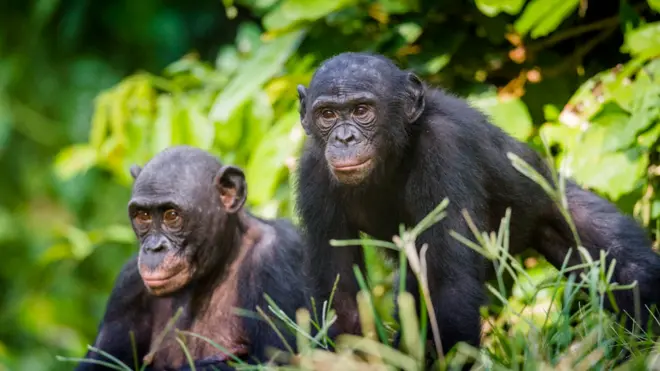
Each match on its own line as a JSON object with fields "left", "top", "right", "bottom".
{"left": 186, "top": 97, "right": 215, "bottom": 151}
{"left": 53, "top": 144, "right": 99, "bottom": 180}
{"left": 262, "top": 0, "right": 357, "bottom": 31}
{"left": 468, "top": 89, "right": 534, "bottom": 141}
{"left": 209, "top": 30, "right": 304, "bottom": 122}
{"left": 378, "top": 0, "right": 420, "bottom": 14}
{"left": 649, "top": 0, "right": 660, "bottom": 12}
{"left": 589, "top": 102, "right": 632, "bottom": 152}
{"left": 151, "top": 95, "right": 175, "bottom": 154}
{"left": 623, "top": 21, "right": 660, "bottom": 57}
{"left": 475, "top": 0, "right": 526, "bottom": 17}
{"left": 245, "top": 110, "right": 305, "bottom": 205}
{"left": 515, "top": 0, "right": 579, "bottom": 39}
{"left": 235, "top": 22, "right": 263, "bottom": 55}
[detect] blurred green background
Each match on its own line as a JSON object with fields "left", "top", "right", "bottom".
{"left": 1, "top": 0, "right": 659, "bottom": 370}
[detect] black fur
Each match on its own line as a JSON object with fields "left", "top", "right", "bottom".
{"left": 295, "top": 52, "right": 660, "bottom": 356}
{"left": 75, "top": 146, "right": 310, "bottom": 371}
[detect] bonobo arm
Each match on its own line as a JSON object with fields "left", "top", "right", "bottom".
{"left": 403, "top": 151, "right": 488, "bottom": 353}
{"left": 295, "top": 147, "right": 363, "bottom": 335}
{"left": 238, "top": 220, "right": 312, "bottom": 365}
{"left": 75, "top": 257, "right": 152, "bottom": 371}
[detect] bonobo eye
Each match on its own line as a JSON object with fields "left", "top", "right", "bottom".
{"left": 352, "top": 104, "right": 374, "bottom": 124}
{"left": 321, "top": 109, "right": 337, "bottom": 120}
{"left": 163, "top": 209, "right": 183, "bottom": 230}
{"left": 134, "top": 210, "right": 152, "bottom": 228}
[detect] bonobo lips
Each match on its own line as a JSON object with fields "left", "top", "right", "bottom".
{"left": 332, "top": 158, "right": 372, "bottom": 172}
{"left": 141, "top": 270, "right": 182, "bottom": 288}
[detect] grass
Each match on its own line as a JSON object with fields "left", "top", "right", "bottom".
{"left": 57, "top": 150, "right": 660, "bottom": 370}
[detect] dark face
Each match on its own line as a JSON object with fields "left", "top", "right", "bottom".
{"left": 298, "top": 52, "right": 426, "bottom": 186}
{"left": 127, "top": 146, "right": 247, "bottom": 296}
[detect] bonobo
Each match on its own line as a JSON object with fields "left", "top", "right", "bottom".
{"left": 295, "top": 52, "right": 660, "bottom": 353}
{"left": 75, "top": 146, "right": 310, "bottom": 371}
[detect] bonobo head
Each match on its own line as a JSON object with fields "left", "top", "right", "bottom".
{"left": 127, "top": 146, "right": 247, "bottom": 296}
{"left": 297, "top": 52, "right": 425, "bottom": 186}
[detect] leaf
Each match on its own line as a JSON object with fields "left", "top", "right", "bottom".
{"left": 208, "top": 30, "right": 304, "bottom": 122}
{"left": 262, "top": 0, "right": 357, "bottom": 31}
{"left": 235, "top": 22, "right": 263, "bottom": 55}
{"left": 151, "top": 95, "right": 175, "bottom": 155}
{"left": 566, "top": 131, "right": 648, "bottom": 200}
{"left": 468, "top": 89, "right": 534, "bottom": 141}
{"left": 649, "top": 0, "right": 660, "bottom": 12}
{"left": 245, "top": 110, "right": 305, "bottom": 205}
{"left": 589, "top": 102, "right": 632, "bottom": 152}
{"left": 378, "top": 0, "right": 420, "bottom": 14}
{"left": 623, "top": 21, "right": 660, "bottom": 57}
{"left": 475, "top": 0, "right": 526, "bottom": 17}
{"left": 186, "top": 97, "right": 215, "bottom": 151}
{"left": 514, "top": 0, "right": 579, "bottom": 39}
{"left": 53, "top": 144, "right": 99, "bottom": 180}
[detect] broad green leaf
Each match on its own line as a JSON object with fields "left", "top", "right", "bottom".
{"left": 468, "top": 89, "right": 534, "bottom": 141}
{"left": 215, "top": 46, "right": 241, "bottom": 75}
{"left": 475, "top": 0, "right": 526, "bottom": 17}
{"left": 515, "top": 0, "right": 579, "bottom": 38}
{"left": 186, "top": 97, "right": 216, "bottom": 150}
{"left": 214, "top": 100, "right": 246, "bottom": 150}
{"left": 245, "top": 110, "right": 305, "bottom": 205}
{"left": 567, "top": 141, "right": 648, "bottom": 200}
{"left": 53, "top": 144, "right": 99, "bottom": 180}
{"left": 262, "top": 0, "right": 357, "bottom": 31}
{"left": 590, "top": 102, "right": 632, "bottom": 152}
{"left": 625, "top": 85, "right": 660, "bottom": 145}
{"left": 397, "top": 23, "right": 423, "bottom": 44}
{"left": 649, "top": 0, "right": 660, "bottom": 12}
{"left": 623, "top": 21, "right": 660, "bottom": 57}
{"left": 151, "top": 95, "right": 175, "bottom": 154}
{"left": 379, "top": 0, "right": 420, "bottom": 14}
{"left": 209, "top": 30, "right": 304, "bottom": 122}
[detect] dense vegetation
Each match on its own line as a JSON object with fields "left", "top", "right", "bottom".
{"left": 1, "top": 0, "right": 659, "bottom": 370}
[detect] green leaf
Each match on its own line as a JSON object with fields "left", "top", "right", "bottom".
{"left": 468, "top": 89, "right": 534, "bottom": 141}
{"left": 186, "top": 97, "right": 215, "bottom": 151}
{"left": 262, "top": 0, "right": 357, "bottom": 31}
{"left": 648, "top": 0, "right": 660, "bottom": 12}
{"left": 151, "top": 95, "right": 175, "bottom": 154}
{"left": 475, "top": 0, "right": 526, "bottom": 17}
{"left": 590, "top": 102, "right": 632, "bottom": 152}
{"left": 378, "top": 0, "right": 420, "bottom": 14}
{"left": 235, "top": 22, "right": 263, "bottom": 55}
{"left": 623, "top": 21, "right": 660, "bottom": 57}
{"left": 514, "top": 0, "right": 579, "bottom": 39}
{"left": 567, "top": 132, "right": 648, "bottom": 200}
{"left": 208, "top": 30, "right": 304, "bottom": 123}
{"left": 245, "top": 110, "right": 304, "bottom": 205}
{"left": 53, "top": 144, "right": 99, "bottom": 180}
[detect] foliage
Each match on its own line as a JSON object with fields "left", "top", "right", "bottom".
{"left": 1, "top": 0, "right": 659, "bottom": 370}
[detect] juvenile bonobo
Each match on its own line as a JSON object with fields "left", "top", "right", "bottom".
{"left": 76, "top": 146, "right": 310, "bottom": 371}
{"left": 295, "top": 52, "right": 660, "bottom": 354}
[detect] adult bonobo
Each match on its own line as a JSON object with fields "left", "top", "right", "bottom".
{"left": 76, "top": 146, "right": 310, "bottom": 371}
{"left": 295, "top": 52, "right": 660, "bottom": 354}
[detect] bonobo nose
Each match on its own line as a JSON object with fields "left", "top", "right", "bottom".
{"left": 332, "top": 125, "right": 360, "bottom": 146}
{"left": 142, "top": 235, "right": 169, "bottom": 253}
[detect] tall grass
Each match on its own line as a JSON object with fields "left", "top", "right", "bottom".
{"left": 58, "top": 152, "right": 660, "bottom": 370}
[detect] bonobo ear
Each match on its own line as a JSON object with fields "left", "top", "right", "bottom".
{"left": 404, "top": 72, "right": 425, "bottom": 123}
{"left": 130, "top": 165, "right": 142, "bottom": 180}
{"left": 213, "top": 165, "right": 247, "bottom": 214}
{"left": 297, "top": 84, "right": 311, "bottom": 135}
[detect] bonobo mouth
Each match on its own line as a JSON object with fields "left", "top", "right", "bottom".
{"left": 140, "top": 266, "right": 189, "bottom": 294}
{"left": 331, "top": 159, "right": 372, "bottom": 172}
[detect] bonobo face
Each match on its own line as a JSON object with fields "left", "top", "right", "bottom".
{"left": 127, "top": 146, "right": 247, "bottom": 296}
{"left": 297, "top": 53, "right": 425, "bottom": 186}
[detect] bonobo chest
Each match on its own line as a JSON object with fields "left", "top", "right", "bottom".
{"left": 342, "top": 190, "right": 407, "bottom": 241}
{"left": 145, "top": 260, "right": 250, "bottom": 369}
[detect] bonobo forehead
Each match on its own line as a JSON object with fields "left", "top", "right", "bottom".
{"left": 131, "top": 146, "right": 221, "bottom": 207}
{"left": 308, "top": 52, "right": 401, "bottom": 100}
